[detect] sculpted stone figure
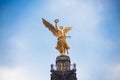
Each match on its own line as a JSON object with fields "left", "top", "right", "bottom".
{"left": 42, "top": 18, "right": 72, "bottom": 55}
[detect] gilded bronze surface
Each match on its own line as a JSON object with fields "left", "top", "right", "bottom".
{"left": 42, "top": 18, "right": 72, "bottom": 55}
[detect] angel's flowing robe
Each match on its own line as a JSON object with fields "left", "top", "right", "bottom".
{"left": 55, "top": 30, "right": 70, "bottom": 55}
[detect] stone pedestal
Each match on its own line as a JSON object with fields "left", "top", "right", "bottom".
{"left": 50, "top": 55, "right": 77, "bottom": 80}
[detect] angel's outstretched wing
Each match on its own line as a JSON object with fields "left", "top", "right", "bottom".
{"left": 42, "top": 18, "right": 58, "bottom": 36}
{"left": 64, "top": 26, "right": 72, "bottom": 33}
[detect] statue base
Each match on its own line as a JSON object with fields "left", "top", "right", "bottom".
{"left": 50, "top": 55, "right": 77, "bottom": 80}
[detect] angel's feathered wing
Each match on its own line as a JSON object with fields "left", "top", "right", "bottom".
{"left": 42, "top": 18, "right": 58, "bottom": 37}
{"left": 64, "top": 26, "right": 72, "bottom": 33}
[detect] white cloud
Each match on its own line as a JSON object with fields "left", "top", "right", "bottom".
{"left": 49, "top": 0, "right": 78, "bottom": 11}
{"left": 77, "top": 65, "right": 91, "bottom": 80}
{"left": 105, "top": 64, "right": 120, "bottom": 80}
{"left": 47, "top": 0, "right": 103, "bottom": 38}
{"left": 0, "top": 67, "right": 30, "bottom": 80}
{"left": 0, "top": 66, "right": 48, "bottom": 80}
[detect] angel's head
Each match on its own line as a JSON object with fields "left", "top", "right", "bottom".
{"left": 59, "top": 26, "right": 63, "bottom": 30}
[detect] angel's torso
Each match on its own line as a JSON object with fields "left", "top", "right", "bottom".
{"left": 57, "top": 29, "right": 66, "bottom": 41}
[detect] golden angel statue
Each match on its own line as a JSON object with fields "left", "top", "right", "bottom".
{"left": 42, "top": 18, "right": 72, "bottom": 55}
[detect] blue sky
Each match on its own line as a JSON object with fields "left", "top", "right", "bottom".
{"left": 0, "top": 0, "right": 120, "bottom": 80}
